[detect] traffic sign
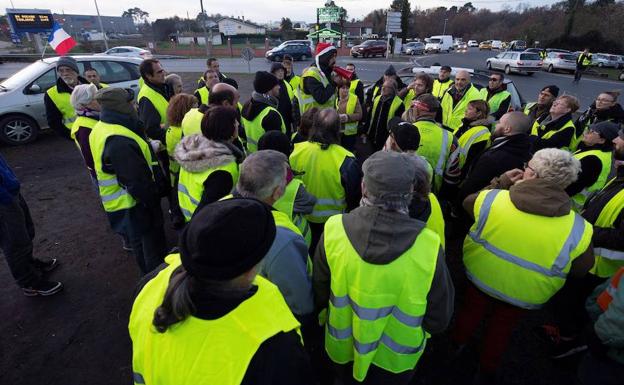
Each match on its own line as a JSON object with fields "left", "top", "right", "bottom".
{"left": 386, "top": 11, "right": 402, "bottom": 33}
{"left": 241, "top": 47, "right": 255, "bottom": 61}
{"left": 318, "top": 6, "right": 343, "bottom": 23}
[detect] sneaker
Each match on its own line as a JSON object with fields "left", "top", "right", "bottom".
{"left": 550, "top": 337, "right": 588, "bottom": 359}
{"left": 22, "top": 280, "right": 63, "bottom": 297}
{"left": 33, "top": 258, "right": 59, "bottom": 273}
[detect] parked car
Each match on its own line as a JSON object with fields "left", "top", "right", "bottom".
{"left": 486, "top": 51, "right": 543, "bottom": 75}
{"left": 0, "top": 55, "right": 142, "bottom": 145}
{"left": 546, "top": 48, "right": 572, "bottom": 54}
{"left": 265, "top": 43, "right": 312, "bottom": 61}
{"left": 592, "top": 53, "right": 619, "bottom": 68}
{"left": 425, "top": 35, "right": 454, "bottom": 53}
{"left": 99, "top": 46, "right": 151, "bottom": 59}
{"left": 491, "top": 40, "right": 503, "bottom": 50}
{"left": 402, "top": 42, "right": 425, "bottom": 55}
{"left": 542, "top": 52, "right": 578, "bottom": 73}
{"left": 508, "top": 40, "right": 527, "bottom": 51}
{"left": 479, "top": 41, "right": 492, "bottom": 50}
{"left": 614, "top": 55, "right": 624, "bottom": 69}
{"left": 394, "top": 65, "right": 525, "bottom": 111}
{"left": 351, "top": 40, "right": 387, "bottom": 58}
{"left": 467, "top": 40, "right": 478, "bottom": 47}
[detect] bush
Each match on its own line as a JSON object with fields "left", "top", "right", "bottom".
{"left": 546, "top": 30, "right": 622, "bottom": 53}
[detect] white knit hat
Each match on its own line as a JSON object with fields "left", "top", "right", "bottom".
{"left": 70, "top": 83, "right": 98, "bottom": 110}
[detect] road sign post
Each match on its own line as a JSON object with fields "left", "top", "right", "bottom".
{"left": 386, "top": 10, "right": 402, "bottom": 59}
{"left": 241, "top": 47, "right": 255, "bottom": 73}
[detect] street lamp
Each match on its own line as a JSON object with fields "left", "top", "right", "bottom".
{"left": 443, "top": 18, "right": 448, "bottom": 35}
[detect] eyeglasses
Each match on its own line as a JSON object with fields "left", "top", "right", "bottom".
{"left": 596, "top": 98, "right": 615, "bottom": 103}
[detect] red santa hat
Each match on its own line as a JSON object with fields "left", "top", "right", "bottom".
{"left": 315, "top": 42, "right": 337, "bottom": 57}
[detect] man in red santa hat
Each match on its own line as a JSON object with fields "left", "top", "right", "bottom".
{"left": 298, "top": 42, "right": 343, "bottom": 114}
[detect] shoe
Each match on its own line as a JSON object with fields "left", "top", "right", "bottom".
{"left": 550, "top": 337, "right": 588, "bottom": 359}
{"left": 33, "top": 258, "right": 59, "bottom": 273}
{"left": 22, "top": 280, "right": 63, "bottom": 297}
{"left": 122, "top": 238, "right": 133, "bottom": 252}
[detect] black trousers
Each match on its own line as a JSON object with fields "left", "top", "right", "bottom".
{"left": 574, "top": 67, "right": 586, "bottom": 82}
{"left": 0, "top": 194, "right": 40, "bottom": 287}
{"left": 552, "top": 273, "right": 607, "bottom": 336}
{"left": 124, "top": 205, "right": 167, "bottom": 275}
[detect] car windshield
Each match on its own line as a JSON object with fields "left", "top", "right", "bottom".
{"left": 429, "top": 38, "right": 441, "bottom": 44}
{"left": 0, "top": 60, "right": 51, "bottom": 90}
{"left": 520, "top": 53, "right": 541, "bottom": 60}
{"left": 559, "top": 54, "right": 577, "bottom": 60}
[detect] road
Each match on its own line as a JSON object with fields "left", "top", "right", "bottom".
{"left": 2, "top": 49, "right": 621, "bottom": 109}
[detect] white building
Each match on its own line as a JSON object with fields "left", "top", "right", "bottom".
{"left": 218, "top": 17, "right": 266, "bottom": 36}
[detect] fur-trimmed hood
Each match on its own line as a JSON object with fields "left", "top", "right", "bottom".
{"left": 174, "top": 134, "right": 235, "bottom": 172}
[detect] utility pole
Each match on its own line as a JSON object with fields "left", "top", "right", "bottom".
{"left": 443, "top": 18, "right": 448, "bottom": 35}
{"left": 199, "top": 0, "right": 212, "bottom": 56}
{"left": 94, "top": 0, "right": 109, "bottom": 50}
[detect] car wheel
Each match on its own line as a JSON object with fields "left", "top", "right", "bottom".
{"left": 619, "top": 72, "right": 624, "bottom": 81}
{"left": 548, "top": 64, "right": 554, "bottom": 73}
{"left": 0, "top": 114, "right": 39, "bottom": 145}
{"left": 487, "top": 61, "right": 492, "bottom": 70}
{"left": 504, "top": 65, "right": 511, "bottom": 75}
{"left": 300, "top": 54, "right": 307, "bottom": 61}
{"left": 598, "top": 63, "right": 604, "bottom": 68}
{"left": 527, "top": 72, "right": 534, "bottom": 76}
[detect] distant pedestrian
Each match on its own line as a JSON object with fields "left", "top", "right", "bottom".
{"left": 0, "top": 154, "right": 62, "bottom": 296}
{"left": 574, "top": 48, "right": 593, "bottom": 84}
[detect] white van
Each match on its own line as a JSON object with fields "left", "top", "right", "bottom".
{"left": 491, "top": 40, "right": 503, "bottom": 50}
{"left": 425, "top": 35, "right": 454, "bottom": 53}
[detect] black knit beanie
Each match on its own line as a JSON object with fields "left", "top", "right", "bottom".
{"left": 253, "top": 71, "right": 279, "bottom": 94}
{"left": 179, "top": 198, "right": 276, "bottom": 281}
{"left": 258, "top": 131, "right": 293, "bottom": 157}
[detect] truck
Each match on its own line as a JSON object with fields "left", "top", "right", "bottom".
{"left": 425, "top": 35, "right": 453, "bottom": 53}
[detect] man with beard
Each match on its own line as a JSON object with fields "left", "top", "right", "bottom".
{"left": 45, "top": 56, "right": 90, "bottom": 139}
{"left": 299, "top": 43, "right": 340, "bottom": 114}
{"left": 524, "top": 85, "right": 559, "bottom": 126}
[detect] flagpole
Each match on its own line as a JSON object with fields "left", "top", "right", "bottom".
{"left": 94, "top": 0, "right": 109, "bottom": 51}
{"left": 41, "top": 39, "right": 49, "bottom": 60}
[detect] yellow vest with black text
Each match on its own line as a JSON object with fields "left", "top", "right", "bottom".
{"left": 432, "top": 79, "right": 453, "bottom": 99}
{"left": 197, "top": 87, "right": 209, "bottom": 105}
{"left": 242, "top": 106, "right": 286, "bottom": 153}
{"left": 464, "top": 189, "right": 593, "bottom": 309}
{"left": 478, "top": 88, "right": 511, "bottom": 117}
{"left": 414, "top": 120, "right": 454, "bottom": 192}
{"left": 181, "top": 108, "right": 204, "bottom": 137}
{"left": 571, "top": 149, "right": 613, "bottom": 212}
{"left": 129, "top": 253, "right": 301, "bottom": 385}
{"left": 370, "top": 95, "right": 403, "bottom": 128}
{"left": 273, "top": 178, "right": 312, "bottom": 246}
{"left": 336, "top": 95, "right": 358, "bottom": 136}
{"left": 531, "top": 118, "right": 578, "bottom": 151}
{"left": 165, "top": 125, "right": 183, "bottom": 178}
{"left": 586, "top": 179, "right": 624, "bottom": 277}
{"left": 137, "top": 83, "right": 168, "bottom": 125}
{"left": 299, "top": 66, "right": 335, "bottom": 114}
{"left": 46, "top": 85, "right": 76, "bottom": 131}
{"left": 89, "top": 121, "right": 157, "bottom": 213}
{"left": 290, "top": 142, "right": 353, "bottom": 223}
{"left": 457, "top": 125, "right": 491, "bottom": 170}
{"left": 323, "top": 215, "right": 439, "bottom": 381}
{"left": 177, "top": 161, "right": 239, "bottom": 221}
{"left": 440, "top": 85, "right": 483, "bottom": 132}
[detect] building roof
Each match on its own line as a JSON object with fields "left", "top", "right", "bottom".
{"left": 344, "top": 21, "right": 374, "bottom": 28}
{"left": 217, "top": 17, "right": 264, "bottom": 29}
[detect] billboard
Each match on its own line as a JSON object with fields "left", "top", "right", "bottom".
{"left": 6, "top": 8, "right": 54, "bottom": 34}
{"left": 317, "top": 6, "right": 344, "bottom": 24}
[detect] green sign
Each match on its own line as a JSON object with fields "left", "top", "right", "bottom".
{"left": 318, "top": 6, "right": 342, "bottom": 23}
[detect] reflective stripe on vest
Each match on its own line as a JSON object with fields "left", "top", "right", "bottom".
{"left": 464, "top": 189, "right": 593, "bottom": 309}
{"left": 572, "top": 150, "right": 613, "bottom": 212}
{"left": 46, "top": 85, "right": 76, "bottom": 130}
{"left": 414, "top": 120, "right": 453, "bottom": 192}
{"left": 299, "top": 66, "right": 335, "bottom": 114}
{"left": 440, "top": 84, "right": 483, "bottom": 132}
{"left": 241, "top": 106, "right": 286, "bottom": 153}
{"left": 89, "top": 121, "right": 156, "bottom": 212}
{"left": 531, "top": 118, "right": 577, "bottom": 151}
{"left": 273, "top": 178, "right": 312, "bottom": 247}
{"left": 323, "top": 215, "right": 439, "bottom": 381}
{"left": 290, "top": 142, "right": 353, "bottom": 223}
{"left": 137, "top": 83, "right": 168, "bottom": 125}
{"left": 129, "top": 253, "right": 300, "bottom": 385}
{"left": 178, "top": 160, "right": 239, "bottom": 221}
{"left": 432, "top": 79, "right": 453, "bottom": 99}
{"left": 370, "top": 95, "right": 403, "bottom": 129}
{"left": 197, "top": 87, "right": 209, "bottom": 105}
{"left": 336, "top": 94, "right": 358, "bottom": 136}
{"left": 457, "top": 125, "right": 491, "bottom": 170}
{"left": 181, "top": 108, "right": 204, "bottom": 137}
{"left": 478, "top": 88, "right": 511, "bottom": 116}
{"left": 597, "top": 267, "right": 624, "bottom": 311}
{"left": 589, "top": 180, "right": 624, "bottom": 277}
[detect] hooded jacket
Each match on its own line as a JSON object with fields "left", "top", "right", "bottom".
{"left": 458, "top": 133, "right": 532, "bottom": 203}
{"left": 175, "top": 134, "right": 242, "bottom": 210}
{"left": 44, "top": 76, "right": 90, "bottom": 140}
{"left": 302, "top": 49, "right": 337, "bottom": 106}
{"left": 240, "top": 92, "right": 284, "bottom": 143}
{"left": 531, "top": 112, "right": 576, "bottom": 152}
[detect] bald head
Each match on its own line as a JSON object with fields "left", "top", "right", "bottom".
{"left": 494, "top": 111, "right": 531, "bottom": 137}
{"left": 209, "top": 82, "right": 240, "bottom": 107}
{"left": 454, "top": 70, "right": 471, "bottom": 91}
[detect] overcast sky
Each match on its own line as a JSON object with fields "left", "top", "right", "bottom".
{"left": 6, "top": 0, "right": 555, "bottom": 24}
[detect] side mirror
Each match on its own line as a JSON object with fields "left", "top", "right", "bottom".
{"left": 28, "top": 84, "right": 41, "bottom": 93}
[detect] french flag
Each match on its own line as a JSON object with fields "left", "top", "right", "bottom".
{"left": 48, "top": 22, "right": 76, "bottom": 55}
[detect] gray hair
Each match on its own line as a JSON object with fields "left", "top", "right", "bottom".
{"left": 237, "top": 150, "right": 287, "bottom": 201}
{"left": 70, "top": 83, "right": 98, "bottom": 110}
{"left": 166, "top": 73, "right": 182, "bottom": 87}
{"left": 530, "top": 148, "right": 581, "bottom": 188}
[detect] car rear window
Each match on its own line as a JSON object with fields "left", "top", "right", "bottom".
{"left": 559, "top": 54, "right": 577, "bottom": 60}
{"left": 520, "top": 53, "right": 541, "bottom": 60}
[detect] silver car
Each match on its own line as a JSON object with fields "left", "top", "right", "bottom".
{"left": 402, "top": 42, "right": 425, "bottom": 55}
{"left": 542, "top": 52, "right": 577, "bottom": 73}
{"left": 592, "top": 53, "right": 619, "bottom": 68}
{"left": 486, "top": 51, "right": 542, "bottom": 75}
{"left": 99, "top": 46, "right": 152, "bottom": 59}
{"left": 0, "top": 55, "right": 142, "bottom": 145}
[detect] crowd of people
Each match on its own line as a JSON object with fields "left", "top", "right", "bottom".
{"left": 1, "top": 42, "right": 623, "bottom": 385}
